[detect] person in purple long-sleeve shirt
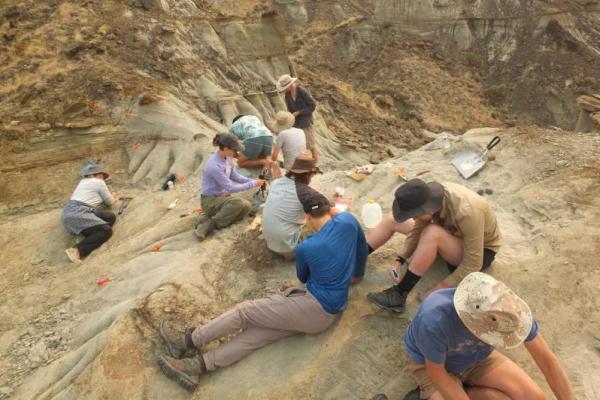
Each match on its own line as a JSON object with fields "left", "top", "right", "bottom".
{"left": 194, "top": 134, "right": 265, "bottom": 241}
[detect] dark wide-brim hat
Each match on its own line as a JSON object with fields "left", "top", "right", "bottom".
{"left": 289, "top": 155, "right": 322, "bottom": 174}
{"left": 392, "top": 179, "right": 444, "bottom": 222}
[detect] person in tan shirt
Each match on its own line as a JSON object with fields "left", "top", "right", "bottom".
{"left": 367, "top": 179, "right": 501, "bottom": 313}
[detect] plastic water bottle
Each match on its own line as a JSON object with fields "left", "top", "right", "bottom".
{"left": 361, "top": 200, "right": 383, "bottom": 229}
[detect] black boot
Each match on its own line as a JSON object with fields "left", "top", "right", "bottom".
{"left": 157, "top": 354, "right": 206, "bottom": 391}
{"left": 403, "top": 387, "right": 421, "bottom": 400}
{"left": 366, "top": 286, "right": 408, "bottom": 313}
{"left": 158, "top": 320, "right": 196, "bottom": 359}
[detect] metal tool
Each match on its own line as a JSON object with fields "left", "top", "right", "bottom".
{"left": 118, "top": 197, "right": 133, "bottom": 215}
{"left": 451, "top": 136, "right": 501, "bottom": 179}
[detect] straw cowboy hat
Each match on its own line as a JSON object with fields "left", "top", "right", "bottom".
{"left": 454, "top": 272, "right": 533, "bottom": 349}
{"left": 288, "top": 155, "right": 322, "bottom": 174}
{"left": 273, "top": 111, "right": 296, "bottom": 132}
{"left": 276, "top": 74, "right": 298, "bottom": 92}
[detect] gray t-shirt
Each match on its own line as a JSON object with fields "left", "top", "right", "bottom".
{"left": 262, "top": 177, "right": 306, "bottom": 253}
{"left": 70, "top": 178, "right": 114, "bottom": 207}
{"left": 275, "top": 127, "right": 307, "bottom": 169}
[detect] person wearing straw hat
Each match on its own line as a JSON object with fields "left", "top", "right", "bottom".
{"left": 276, "top": 74, "right": 319, "bottom": 163}
{"left": 367, "top": 179, "right": 501, "bottom": 313}
{"left": 270, "top": 110, "right": 307, "bottom": 174}
{"left": 155, "top": 191, "right": 367, "bottom": 391}
{"left": 262, "top": 155, "right": 324, "bottom": 259}
{"left": 371, "top": 272, "right": 574, "bottom": 400}
{"left": 61, "top": 161, "right": 117, "bottom": 263}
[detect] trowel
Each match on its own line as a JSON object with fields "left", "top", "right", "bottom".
{"left": 451, "top": 136, "right": 501, "bottom": 179}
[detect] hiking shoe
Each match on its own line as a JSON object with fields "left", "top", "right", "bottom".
{"left": 403, "top": 387, "right": 421, "bottom": 400}
{"left": 194, "top": 219, "right": 215, "bottom": 241}
{"left": 158, "top": 320, "right": 196, "bottom": 359}
{"left": 367, "top": 286, "right": 408, "bottom": 313}
{"left": 157, "top": 354, "right": 206, "bottom": 391}
{"left": 65, "top": 247, "right": 82, "bottom": 264}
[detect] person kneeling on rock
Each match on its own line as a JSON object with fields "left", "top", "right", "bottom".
{"left": 61, "top": 161, "right": 116, "bottom": 263}
{"left": 157, "top": 192, "right": 368, "bottom": 391}
{"left": 194, "top": 133, "right": 265, "bottom": 241}
{"left": 372, "top": 273, "right": 574, "bottom": 400}
{"left": 367, "top": 179, "right": 501, "bottom": 313}
{"left": 262, "top": 154, "right": 324, "bottom": 260}
{"left": 228, "top": 114, "right": 274, "bottom": 170}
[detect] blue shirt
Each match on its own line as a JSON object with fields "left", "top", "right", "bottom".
{"left": 295, "top": 212, "right": 368, "bottom": 314}
{"left": 404, "top": 289, "right": 539, "bottom": 374}
{"left": 201, "top": 151, "right": 256, "bottom": 196}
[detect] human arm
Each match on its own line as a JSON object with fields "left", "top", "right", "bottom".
{"left": 425, "top": 360, "right": 470, "bottom": 400}
{"left": 229, "top": 165, "right": 255, "bottom": 185}
{"left": 271, "top": 146, "right": 281, "bottom": 162}
{"left": 98, "top": 180, "right": 115, "bottom": 206}
{"left": 296, "top": 87, "right": 316, "bottom": 116}
{"left": 525, "top": 334, "right": 574, "bottom": 400}
{"left": 295, "top": 245, "right": 310, "bottom": 283}
{"left": 443, "top": 210, "right": 485, "bottom": 288}
{"left": 207, "top": 164, "right": 257, "bottom": 194}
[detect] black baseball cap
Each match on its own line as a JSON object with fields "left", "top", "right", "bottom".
{"left": 296, "top": 183, "right": 331, "bottom": 213}
{"left": 392, "top": 179, "right": 444, "bottom": 222}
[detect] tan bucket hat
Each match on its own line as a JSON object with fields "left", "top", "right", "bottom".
{"left": 454, "top": 272, "right": 533, "bottom": 349}
{"left": 276, "top": 74, "right": 297, "bottom": 92}
{"left": 273, "top": 111, "right": 295, "bottom": 132}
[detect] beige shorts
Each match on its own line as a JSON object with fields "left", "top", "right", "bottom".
{"left": 408, "top": 351, "right": 508, "bottom": 399}
{"left": 302, "top": 125, "right": 316, "bottom": 149}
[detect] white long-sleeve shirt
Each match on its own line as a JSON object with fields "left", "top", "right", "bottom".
{"left": 70, "top": 178, "right": 114, "bottom": 207}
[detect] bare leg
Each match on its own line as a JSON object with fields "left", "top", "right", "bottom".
{"left": 407, "top": 224, "right": 463, "bottom": 276}
{"left": 366, "top": 213, "right": 414, "bottom": 251}
{"left": 468, "top": 357, "right": 545, "bottom": 400}
{"left": 310, "top": 147, "right": 319, "bottom": 164}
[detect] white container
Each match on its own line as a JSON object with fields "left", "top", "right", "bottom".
{"left": 440, "top": 132, "right": 450, "bottom": 149}
{"left": 361, "top": 200, "right": 383, "bottom": 229}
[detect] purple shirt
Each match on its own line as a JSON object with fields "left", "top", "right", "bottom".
{"left": 201, "top": 151, "right": 256, "bottom": 196}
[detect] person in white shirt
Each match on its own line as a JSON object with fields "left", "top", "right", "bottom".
{"left": 61, "top": 161, "right": 116, "bottom": 263}
{"left": 270, "top": 111, "right": 307, "bottom": 176}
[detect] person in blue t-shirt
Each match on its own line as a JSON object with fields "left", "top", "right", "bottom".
{"left": 154, "top": 191, "right": 367, "bottom": 391}
{"left": 372, "top": 273, "right": 574, "bottom": 400}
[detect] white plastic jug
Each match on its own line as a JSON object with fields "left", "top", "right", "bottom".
{"left": 361, "top": 200, "right": 383, "bottom": 229}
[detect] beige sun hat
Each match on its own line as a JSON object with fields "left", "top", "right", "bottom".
{"left": 454, "top": 272, "right": 533, "bottom": 349}
{"left": 273, "top": 111, "right": 296, "bottom": 132}
{"left": 276, "top": 74, "right": 298, "bottom": 92}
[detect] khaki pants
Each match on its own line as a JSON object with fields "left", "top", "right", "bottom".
{"left": 302, "top": 125, "right": 317, "bottom": 149}
{"left": 408, "top": 351, "right": 508, "bottom": 399}
{"left": 191, "top": 287, "right": 337, "bottom": 371}
{"left": 200, "top": 194, "right": 252, "bottom": 229}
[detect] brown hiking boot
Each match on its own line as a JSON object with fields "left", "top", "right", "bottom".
{"left": 194, "top": 218, "right": 215, "bottom": 241}
{"left": 158, "top": 320, "right": 197, "bottom": 359}
{"left": 157, "top": 354, "right": 206, "bottom": 391}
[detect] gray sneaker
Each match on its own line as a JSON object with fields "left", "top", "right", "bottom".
{"left": 194, "top": 219, "right": 215, "bottom": 241}
{"left": 367, "top": 286, "right": 408, "bottom": 313}
{"left": 158, "top": 320, "right": 196, "bottom": 359}
{"left": 157, "top": 354, "right": 206, "bottom": 391}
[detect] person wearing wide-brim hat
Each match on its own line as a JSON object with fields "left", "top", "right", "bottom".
{"left": 367, "top": 179, "right": 502, "bottom": 313}
{"left": 262, "top": 154, "right": 324, "bottom": 259}
{"left": 61, "top": 161, "right": 117, "bottom": 263}
{"left": 371, "top": 272, "right": 574, "bottom": 400}
{"left": 270, "top": 110, "right": 307, "bottom": 173}
{"left": 276, "top": 74, "right": 319, "bottom": 163}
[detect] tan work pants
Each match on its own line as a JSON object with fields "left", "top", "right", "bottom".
{"left": 191, "top": 287, "right": 337, "bottom": 371}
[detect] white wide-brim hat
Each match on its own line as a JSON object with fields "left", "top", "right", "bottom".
{"left": 454, "top": 272, "right": 533, "bottom": 349}
{"left": 273, "top": 111, "right": 295, "bottom": 132}
{"left": 276, "top": 74, "right": 298, "bottom": 92}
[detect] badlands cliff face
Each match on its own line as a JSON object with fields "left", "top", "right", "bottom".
{"left": 0, "top": 1, "right": 599, "bottom": 400}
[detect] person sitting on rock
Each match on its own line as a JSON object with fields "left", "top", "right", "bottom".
{"left": 372, "top": 272, "right": 574, "bottom": 400}
{"left": 194, "top": 133, "right": 265, "bottom": 241}
{"left": 157, "top": 192, "right": 368, "bottom": 391}
{"left": 367, "top": 179, "right": 501, "bottom": 313}
{"left": 262, "top": 155, "right": 323, "bottom": 260}
{"left": 228, "top": 114, "right": 274, "bottom": 170}
{"left": 277, "top": 74, "right": 319, "bottom": 163}
{"left": 270, "top": 110, "right": 307, "bottom": 176}
{"left": 61, "top": 161, "right": 116, "bottom": 263}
